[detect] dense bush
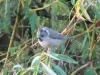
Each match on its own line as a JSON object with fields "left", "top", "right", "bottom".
{"left": 0, "top": 0, "right": 100, "bottom": 75}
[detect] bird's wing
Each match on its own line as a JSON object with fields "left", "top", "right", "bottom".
{"left": 43, "top": 27, "right": 66, "bottom": 40}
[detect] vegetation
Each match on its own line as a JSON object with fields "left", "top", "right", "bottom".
{"left": 0, "top": 0, "right": 100, "bottom": 75}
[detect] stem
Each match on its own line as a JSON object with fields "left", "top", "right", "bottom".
{"left": 3, "top": 16, "right": 18, "bottom": 67}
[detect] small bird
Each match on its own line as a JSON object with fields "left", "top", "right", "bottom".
{"left": 37, "top": 27, "right": 67, "bottom": 52}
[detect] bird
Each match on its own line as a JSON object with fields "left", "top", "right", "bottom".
{"left": 37, "top": 27, "right": 67, "bottom": 53}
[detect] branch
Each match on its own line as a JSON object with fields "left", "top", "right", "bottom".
{"left": 71, "top": 62, "right": 90, "bottom": 75}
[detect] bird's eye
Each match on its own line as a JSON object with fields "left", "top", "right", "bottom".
{"left": 41, "top": 35, "right": 44, "bottom": 37}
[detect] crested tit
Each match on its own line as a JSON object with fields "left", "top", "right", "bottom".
{"left": 37, "top": 27, "right": 67, "bottom": 51}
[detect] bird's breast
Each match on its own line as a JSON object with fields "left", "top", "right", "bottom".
{"left": 38, "top": 37, "right": 63, "bottom": 48}
{"left": 38, "top": 39, "right": 50, "bottom": 48}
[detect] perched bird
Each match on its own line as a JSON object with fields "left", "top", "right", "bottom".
{"left": 37, "top": 27, "right": 67, "bottom": 52}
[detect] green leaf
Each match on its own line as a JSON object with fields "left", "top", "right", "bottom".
{"left": 91, "top": 49, "right": 96, "bottom": 58}
{"left": 9, "top": 46, "right": 18, "bottom": 56}
{"left": 31, "top": 56, "right": 41, "bottom": 75}
{"left": 91, "top": 6, "right": 100, "bottom": 20}
{"left": 24, "top": 4, "right": 30, "bottom": 17}
{"left": 84, "top": 67, "right": 96, "bottom": 75}
{"left": 13, "top": 64, "right": 23, "bottom": 69}
{"left": 80, "top": 5, "right": 92, "bottom": 22}
{"left": 95, "top": 66, "right": 100, "bottom": 70}
{"left": 44, "top": 52, "right": 60, "bottom": 60}
{"left": 3, "top": 68, "right": 8, "bottom": 75}
{"left": 84, "top": 22, "right": 90, "bottom": 44}
{"left": 82, "top": 35, "right": 87, "bottom": 48}
{"left": 24, "top": 0, "right": 31, "bottom": 4}
{"left": 29, "top": 12, "right": 37, "bottom": 31}
{"left": 2, "top": 16, "right": 11, "bottom": 34}
{"left": 71, "top": 0, "right": 75, "bottom": 5}
{"left": 60, "top": 43, "right": 65, "bottom": 53}
{"left": 41, "top": 62, "right": 57, "bottom": 75}
{"left": 44, "top": 53, "right": 78, "bottom": 64}
{"left": 52, "top": 1, "right": 70, "bottom": 16}
{"left": 82, "top": 48, "right": 88, "bottom": 59}
{"left": 52, "top": 53, "right": 78, "bottom": 64}
{"left": 31, "top": 56, "right": 41, "bottom": 66}
{"left": 52, "top": 63, "right": 66, "bottom": 75}
{"left": 82, "top": 41, "right": 89, "bottom": 59}
{"left": 33, "top": 65, "right": 40, "bottom": 75}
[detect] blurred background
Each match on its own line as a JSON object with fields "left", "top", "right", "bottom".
{"left": 0, "top": 0, "right": 100, "bottom": 75}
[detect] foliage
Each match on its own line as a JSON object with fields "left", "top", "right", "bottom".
{"left": 0, "top": 0, "right": 100, "bottom": 75}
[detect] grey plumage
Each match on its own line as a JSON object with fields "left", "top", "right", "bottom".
{"left": 37, "top": 27, "right": 67, "bottom": 49}
{"left": 41, "top": 27, "right": 66, "bottom": 40}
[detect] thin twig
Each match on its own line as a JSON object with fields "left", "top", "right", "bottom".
{"left": 71, "top": 62, "right": 90, "bottom": 75}
{"left": 3, "top": 16, "right": 18, "bottom": 67}
{"left": 30, "top": 0, "right": 58, "bottom": 12}
{"left": 0, "top": 52, "right": 6, "bottom": 57}
{"left": 61, "top": 15, "right": 76, "bottom": 34}
{"left": 89, "top": 18, "right": 97, "bottom": 74}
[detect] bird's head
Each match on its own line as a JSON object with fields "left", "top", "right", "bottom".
{"left": 37, "top": 27, "right": 49, "bottom": 41}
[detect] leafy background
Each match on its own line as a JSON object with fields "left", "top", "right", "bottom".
{"left": 0, "top": 0, "right": 100, "bottom": 75}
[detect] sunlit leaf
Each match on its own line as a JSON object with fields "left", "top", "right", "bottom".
{"left": 31, "top": 56, "right": 41, "bottom": 66}
{"left": 44, "top": 52, "right": 60, "bottom": 60}
{"left": 13, "top": 64, "right": 23, "bottom": 69}
{"left": 41, "top": 62, "right": 57, "bottom": 75}
{"left": 45, "top": 53, "right": 78, "bottom": 64}
{"left": 80, "top": 5, "right": 92, "bottom": 22}
{"left": 31, "top": 56, "right": 41, "bottom": 75}
{"left": 71, "top": 0, "right": 75, "bottom": 5}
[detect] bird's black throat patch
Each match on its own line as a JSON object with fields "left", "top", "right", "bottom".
{"left": 38, "top": 37, "right": 43, "bottom": 41}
